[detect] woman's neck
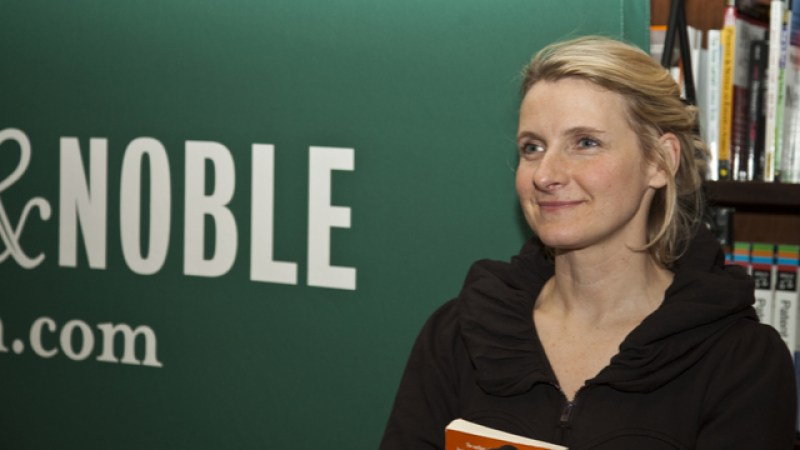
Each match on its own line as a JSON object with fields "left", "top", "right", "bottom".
{"left": 539, "top": 245, "right": 674, "bottom": 325}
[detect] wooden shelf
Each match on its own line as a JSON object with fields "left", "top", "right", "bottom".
{"left": 706, "top": 180, "right": 800, "bottom": 212}
{"left": 705, "top": 181, "right": 800, "bottom": 245}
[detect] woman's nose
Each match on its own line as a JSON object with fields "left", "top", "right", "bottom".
{"left": 532, "top": 149, "right": 567, "bottom": 191}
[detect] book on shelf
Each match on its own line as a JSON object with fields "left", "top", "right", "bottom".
{"left": 773, "top": 244, "right": 800, "bottom": 354}
{"left": 725, "top": 242, "right": 800, "bottom": 339}
{"left": 732, "top": 12, "right": 769, "bottom": 181}
{"left": 687, "top": 25, "right": 703, "bottom": 99}
{"left": 689, "top": 1, "right": 800, "bottom": 184}
{"left": 445, "top": 419, "right": 567, "bottom": 450}
{"left": 763, "top": 0, "right": 789, "bottom": 182}
{"left": 731, "top": 241, "right": 751, "bottom": 269}
{"left": 699, "top": 29, "right": 723, "bottom": 180}
{"left": 719, "top": 2, "right": 738, "bottom": 180}
{"left": 780, "top": 0, "right": 800, "bottom": 182}
{"left": 751, "top": 242, "right": 777, "bottom": 327}
{"left": 741, "top": 39, "right": 768, "bottom": 180}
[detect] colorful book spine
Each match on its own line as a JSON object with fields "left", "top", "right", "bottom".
{"left": 719, "top": 2, "right": 738, "bottom": 180}
{"left": 751, "top": 242, "right": 776, "bottom": 326}
{"left": 773, "top": 4, "right": 791, "bottom": 182}
{"left": 732, "top": 241, "right": 752, "bottom": 270}
{"left": 773, "top": 244, "right": 800, "bottom": 353}
{"left": 764, "top": 0, "right": 788, "bottom": 182}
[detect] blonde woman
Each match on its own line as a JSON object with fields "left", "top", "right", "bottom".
{"left": 381, "top": 36, "right": 796, "bottom": 449}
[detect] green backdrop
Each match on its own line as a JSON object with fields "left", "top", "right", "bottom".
{"left": 0, "top": 1, "right": 647, "bottom": 448}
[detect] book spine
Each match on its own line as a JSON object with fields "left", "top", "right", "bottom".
{"left": 795, "top": 351, "right": 800, "bottom": 433}
{"left": 773, "top": 6, "right": 791, "bottom": 181}
{"left": 719, "top": 3, "right": 738, "bottom": 180}
{"left": 743, "top": 40, "right": 768, "bottom": 180}
{"left": 732, "top": 14, "right": 770, "bottom": 180}
{"left": 774, "top": 244, "right": 800, "bottom": 353}
{"left": 706, "top": 29, "right": 723, "bottom": 181}
{"left": 765, "top": 0, "right": 787, "bottom": 182}
{"left": 781, "top": 0, "right": 800, "bottom": 182}
{"left": 751, "top": 242, "right": 776, "bottom": 327}
{"left": 732, "top": 241, "right": 752, "bottom": 271}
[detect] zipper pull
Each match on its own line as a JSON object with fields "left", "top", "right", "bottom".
{"left": 559, "top": 400, "right": 575, "bottom": 427}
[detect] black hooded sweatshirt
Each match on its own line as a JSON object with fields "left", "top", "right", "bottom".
{"left": 381, "top": 229, "right": 797, "bottom": 449}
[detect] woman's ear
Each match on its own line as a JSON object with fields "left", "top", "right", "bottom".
{"left": 648, "top": 133, "right": 681, "bottom": 189}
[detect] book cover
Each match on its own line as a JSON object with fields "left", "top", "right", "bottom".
{"left": 720, "top": 3, "right": 738, "bottom": 180}
{"left": 751, "top": 242, "right": 776, "bottom": 327}
{"left": 731, "top": 241, "right": 752, "bottom": 270}
{"left": 794, "top": 351, "right": 800, "bottom": 433}
{"left": 780, "top": 0, "right": 800, "bottom": 182}
{"left": 702, "top": 29, "right": 723, "bottom": 180}
{"left": 741, "top": 39, "right": 768, "bottom": 180}
{"left": 445, "top": 419, "right": 567, "bottom": 450}
{"left": 773, "top": 244, "right": 800, "bottom": 353}
{"left": 731, "top": 11, "right": 769, "bottom": 181}
{"left": 763, "top": 0, "right": 789, "bottom": 182}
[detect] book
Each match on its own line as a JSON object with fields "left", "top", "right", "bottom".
{"left": 795, "top": 351, "right": 800, "bottom": 432}
{"left": 687, "top": 25, "right": 703, "bottom": 99}
{"left": 731, "top": 241, "right": 752, "bottom": 272}
{"left": 731, "top": 11, "right": 769, "bottom": 180}
{"left": 445, "top": 419, "right": 567, "bottom": 450}
{"left": 763, "top": 0, "right": 789, "bottom": 182}
{"left": 772, "top": 2, "right": 791, "bottom": 182}
{"left": 780, "top": 0, "right": 800, "bottom": 182}
{"left": 702, "top": 29, "right": 723, "bottom": 180}
{"left": 740, "top": 39, "right": 768, "bottom": 180}
{"left": 719, "top": 2, "right": 738, "bottom": 180}
{"left": 650, "top": 24, "right": 668, "bottom": 63}
{"left": 773, "top": 244, "right": 800, "bottom": 353}
{"left": 751, "top": 242, "right": 776, "bottom": 327}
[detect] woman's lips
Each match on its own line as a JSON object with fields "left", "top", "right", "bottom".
{"left": 536, "top": 200, "right": 584, "bottom": 210}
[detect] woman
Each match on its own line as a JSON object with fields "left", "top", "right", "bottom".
{"left": 380, "top": 36, "right": 797, "bottom": 449}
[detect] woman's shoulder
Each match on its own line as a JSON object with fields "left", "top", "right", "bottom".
{"left": 714, "top": 316, "right": 791, "bottom": 361}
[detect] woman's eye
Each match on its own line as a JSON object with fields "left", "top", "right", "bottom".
{"left": 577, "top": 137, "right": 599, "bottom": 148}
{"left": 520, "top": 143, "right": 544, "bottom": 154}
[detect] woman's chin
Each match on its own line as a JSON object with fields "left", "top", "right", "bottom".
{"left": 535, "top": 231, "right": 584, "bottom": 250}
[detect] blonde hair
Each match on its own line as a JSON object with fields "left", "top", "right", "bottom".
{"left": 521, "top": 36, "right": 708, "bottom": 267}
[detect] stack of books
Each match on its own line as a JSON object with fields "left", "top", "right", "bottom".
{"left": 654, "top": 0, "right": 800, "bottom": 183}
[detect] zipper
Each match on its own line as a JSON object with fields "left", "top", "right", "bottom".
{"left": 559, "top": 399, "right": 575, "bottom": 425}
{"left": 553, "top": 384, "right": 587, "bottom": 445}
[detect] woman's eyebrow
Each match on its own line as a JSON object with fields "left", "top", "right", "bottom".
{"left": 563, "top": 126, "right": 605, "bottom": 137}
{"left": 516, "top": 130, "right": 542, "bottom": 141}
{"left": 517, "top": 126, "right": 605, "bottom": 141}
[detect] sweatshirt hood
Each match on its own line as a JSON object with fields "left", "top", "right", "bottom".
{"left": 458, "top": 228, "right": 757, "bottom": 396}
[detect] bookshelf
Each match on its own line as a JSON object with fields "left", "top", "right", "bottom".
{"left": 706, "top": 181, "right": 800, "bottom": 245}
{"left": 654, "top": 2, "right": 800, "bottom": 446}
{"left": 652, "top": 0, "right": 800, "bottom": 246}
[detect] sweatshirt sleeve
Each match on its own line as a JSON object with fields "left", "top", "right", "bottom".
{"left": 379, "top": 299, "right": 464, "bottom": 450}
{"left": 696, "top": 322, "right": 797, "bottom": 450}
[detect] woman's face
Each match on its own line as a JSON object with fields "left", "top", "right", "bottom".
{"left": 515, "top": 78, "right": 667, "bottom": 253}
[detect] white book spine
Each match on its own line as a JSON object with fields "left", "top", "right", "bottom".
{"left": 774, "top": 265, "right": 800, "bottom": 354}
{"left": 782, "top": 0, "right": 800, "bottom": 182}
{"left": 765, "top": 0, "right": 786, "bottom": 181}
{"left": 706, "top": 29, "right": 722, "bottom": 181}
{"left": 753, "top": 264, "right": 776, "bottom": 327}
